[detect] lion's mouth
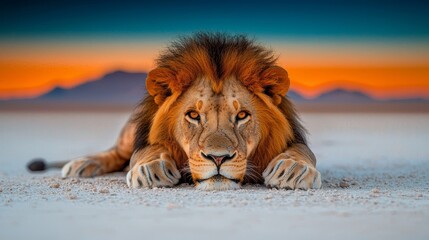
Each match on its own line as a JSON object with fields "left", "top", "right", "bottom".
{"left": 195, "top": 174, "right": 240, "bottom": 184}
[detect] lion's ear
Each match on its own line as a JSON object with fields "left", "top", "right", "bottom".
{"left": 146, "top": 67, "right": 176, "bottom": 105}
{"left": 260, "top": 66, "right": 290, "bottom": 105}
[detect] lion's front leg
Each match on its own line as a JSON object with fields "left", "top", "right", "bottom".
{"left": 126, "top": 145, "right": 181, "bottom": 188}
{"left": 262, "top": 144, "right": 321, "bottom": 190}
{"left": 62, "top": 149, "right": 127, "bottom": 178}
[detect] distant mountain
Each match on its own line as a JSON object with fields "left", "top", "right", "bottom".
{"left": 312, "top": 89, "right": 374, "bottom": 103}
{"left": 1, "top": 71, "right": 147, "bottom": 107}
{"left": 1, "top": 70, "right": 428, "bottom": 109}
{"left": 37, "top": 71, "right": 147, "bottom": 104}
{"left": 287, "top": 89, "right": 374, "bottom": 103}
{"left": 289, "top": 89, "right": 428, "bottom": 104}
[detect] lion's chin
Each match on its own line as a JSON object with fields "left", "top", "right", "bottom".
{"left": 195, "top": 176, "right": 241, "bottom": 191}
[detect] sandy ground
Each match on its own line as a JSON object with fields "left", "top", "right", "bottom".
{"left": 1, "top": 111, "right": 429, "bottom": 240}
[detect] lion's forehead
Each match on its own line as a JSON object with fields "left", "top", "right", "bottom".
{"left": 188, "top": 77, "right": 252, "bottom": 111}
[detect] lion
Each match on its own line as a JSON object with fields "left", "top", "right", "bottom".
{"left": 58, "top": 33, "right": 321, "bottom": 190}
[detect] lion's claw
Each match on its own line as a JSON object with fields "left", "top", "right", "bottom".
{"left": 126, "top": 159, "right": 181, "bottom": 188}
{"left": 263, "top": 158, "right": 321, "bottom": 190}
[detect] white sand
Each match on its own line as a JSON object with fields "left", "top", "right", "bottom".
{"left": 1, "top": 112, "right": 428, "bottom": 240}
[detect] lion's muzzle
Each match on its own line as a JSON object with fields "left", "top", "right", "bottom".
{"left": 192, "top": 150, "right": 244, "bottom": 190}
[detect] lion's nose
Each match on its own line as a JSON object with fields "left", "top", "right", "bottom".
{"left": 201, "top": 152, "right": 236, "bottom": 167}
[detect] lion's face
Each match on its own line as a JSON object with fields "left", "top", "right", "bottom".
{"left": 145, "top": 33, "right": 293, "bottom": 190}
{"left": 173, "top": 77, "right": 262, "bottom": 190}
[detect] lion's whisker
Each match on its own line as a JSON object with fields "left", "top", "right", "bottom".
{"left": 179, "top": 163, "right": 193, "bottom": 184}
{"left": 245, "top": 162, "right": 261, "bottom": 183}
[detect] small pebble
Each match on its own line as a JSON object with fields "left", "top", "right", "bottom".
{"left": 67, "top": 194, "right": 77, "bottom": 200}
{"left": 71, "top": 179, "right": 80, "bottom": 184}
{"left": 371, "top": 188, "right": 381, "bottom": 194}
{"left": 264, "top": 194, "right": 273, "bottom": 200}
{"left": 339, "top": 181, "right": 350, "bottom": 188}
{"left": 50, "top": 183, "right": 60, "bottom": 188}
{"left": 99, "top": 188, "right": 109, "bottom": 194}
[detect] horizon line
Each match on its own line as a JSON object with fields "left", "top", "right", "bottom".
{"left": 1, "top": 69, "right": 428, "bottom": 101}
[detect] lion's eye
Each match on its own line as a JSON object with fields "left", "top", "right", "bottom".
{"left": 186, "top": 111, "right": 200, "bottom": 121}
{"left": 236, "top": 111, "right": 250, "bottom": 121}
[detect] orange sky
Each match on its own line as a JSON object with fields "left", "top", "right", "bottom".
{"left": 1, "top": 38, "right": 428, "bottom": 100}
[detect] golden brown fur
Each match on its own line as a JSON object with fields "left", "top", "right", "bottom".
{"left": 62, "top": 33, "right": 321, "bottom": 190}
{"left": 140, "top": 33, "right": 301, "bottom": 179}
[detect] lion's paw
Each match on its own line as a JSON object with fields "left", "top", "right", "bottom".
{"left": 61, "top": 158, "right": 102, "bottom": 178}
{"left": 263, "top": 158, "right": 321, "bottom": 190}
{"left": 126, "top": 159, "right": 181, "bottom": 188}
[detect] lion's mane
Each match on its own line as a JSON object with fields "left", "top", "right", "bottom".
{"left": 134, "top": 33, "right": 307, "bottom": 182}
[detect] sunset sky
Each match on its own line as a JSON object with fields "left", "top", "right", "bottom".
{"left": 1, "top": 0, "right": 428, "bottom": 100}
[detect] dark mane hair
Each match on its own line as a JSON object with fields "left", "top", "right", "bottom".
{"left": 158, "top": 32, "right": 276, "bottom": 83}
